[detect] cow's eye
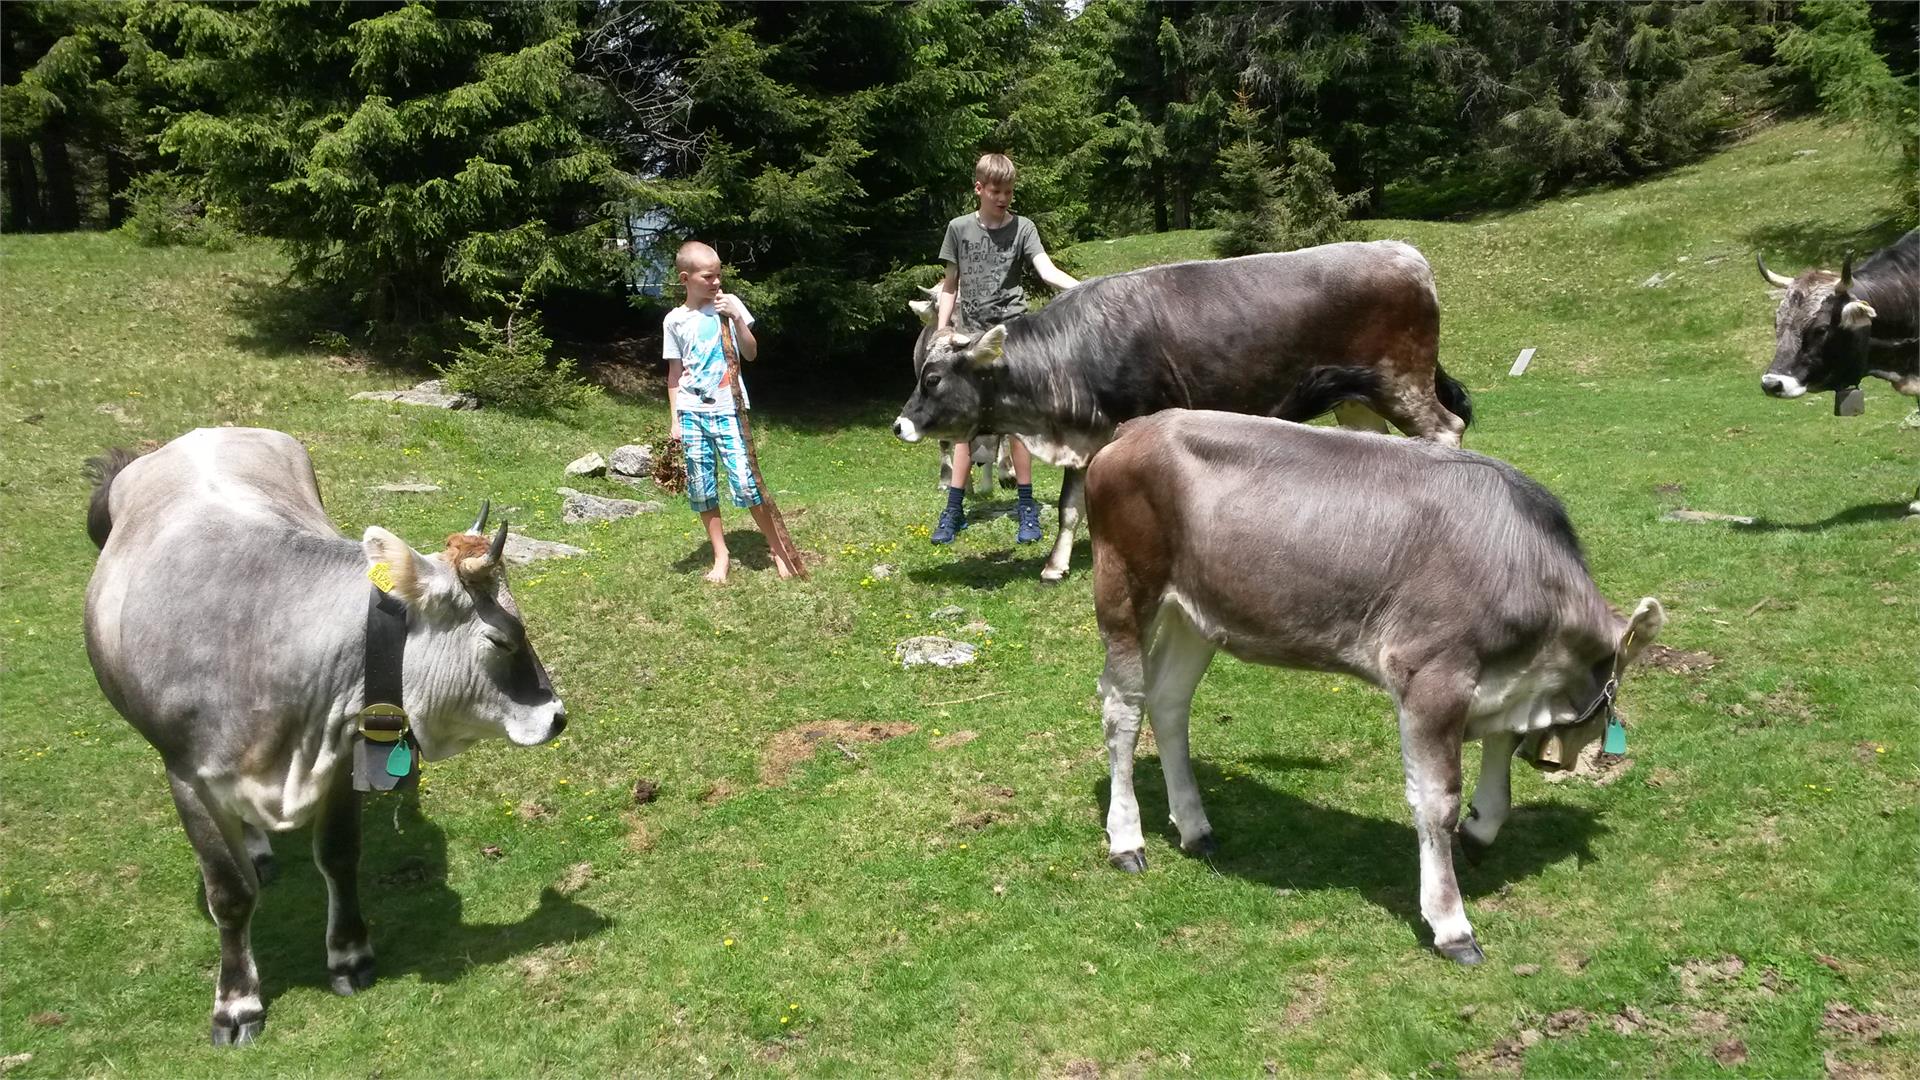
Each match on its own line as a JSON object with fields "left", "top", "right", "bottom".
{"left": 482, "top": 630, "right": 516, "bottom": 653}
{"left": 925, "top": 372, "right": 942, "bottom": 390}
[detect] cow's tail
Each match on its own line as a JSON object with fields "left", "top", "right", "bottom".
{"left": 1274, "top": 366, "right": 1387, "bottom": 423}
{"left": 85, "top": 447, "right": 140, "bottom": 550}
{"left": 1435, "top": 363, "right": 1475, "bottom": 429}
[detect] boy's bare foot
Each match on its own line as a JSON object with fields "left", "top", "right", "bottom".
{"left": 704, "top": 559, "right": 729, "bottom": 584}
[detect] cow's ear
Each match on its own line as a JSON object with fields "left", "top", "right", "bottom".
{"left": 363, "top": 527, "right": 437, "bottom": 606}
{"left": 909, "top": 299, "right": 935, "bottom": 326}
{"left": 1619, "top": 597, "right": 1665, "bottom": 666}
{"left": 966, "top": 323, "right": 1008, "bottom": 368}
{"left": 1840, "top": 299, "right": 1877, "bottom": 329}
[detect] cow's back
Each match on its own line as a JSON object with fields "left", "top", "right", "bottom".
{"left": 1019, "top": 241, "right": 1439, "bottom": 419}
{"left": 85, "top": 428, "right": 358, "bottom": 760}
{"left": 1089, "top": 411, "right": 1606, "bottom": 675}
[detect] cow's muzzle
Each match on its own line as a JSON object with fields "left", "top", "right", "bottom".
{"left": 1760, "top": 373, "right": 1807, "bottom": 398}
{"left": 892, "top": 417, "right": 922, "bottom": 443}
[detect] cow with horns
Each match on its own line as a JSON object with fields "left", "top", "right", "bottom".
{"left": 1757, "top": 229, "right": 1919, "bottom": 512}
{"left": 83, "top": 427, "right": 567, "bottom": 1044}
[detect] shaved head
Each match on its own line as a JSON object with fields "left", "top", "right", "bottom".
{"left": 676, "top": 241, "right": 720, "bottom": 273}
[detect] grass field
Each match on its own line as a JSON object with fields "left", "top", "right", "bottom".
{"left": 2, "top": 117, "right": 1914, "bottom": 1078}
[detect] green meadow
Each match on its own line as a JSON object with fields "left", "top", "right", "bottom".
{"left": 1, "top": 118, "right": 1913, "bottom": 1077}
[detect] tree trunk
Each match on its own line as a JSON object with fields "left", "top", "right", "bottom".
{"left": 1173, "top": 183, "right": 1190, "bottom": 230}
{"left": 38, "top": 124, "right": 79, "bottom": 231}
{"left": 1151, "top": 167, "right": 1168, "bottom": 233}
{"left": 3, "top": 141, "right": 40, "bottom": 232}
{"left": 106, "top": 150, "right": 130, "bottom": 228}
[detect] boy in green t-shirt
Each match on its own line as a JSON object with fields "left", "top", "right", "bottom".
{"left": 927, "top": 152, "right": 1079, "bottom": 545}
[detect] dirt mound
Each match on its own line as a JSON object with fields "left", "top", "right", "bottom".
{"left": 760, "top": 721, "right": 917, "bottom": 786}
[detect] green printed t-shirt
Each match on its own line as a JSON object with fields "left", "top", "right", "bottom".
{"left": 939, "top": 212, "right": 1045, "bottom": 331}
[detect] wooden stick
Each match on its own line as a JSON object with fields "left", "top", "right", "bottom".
{"left": 719, "top": 317, "right": 807, "bottom": 578}
{"left": 926, "top": 689, "right": 1014, "bottom": 708}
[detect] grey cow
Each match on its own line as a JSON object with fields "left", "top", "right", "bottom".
{"left": 1085, "top": 411, "right": 1664, "bottom": 964}
{"left": 83, "top": 427, "right": 567, "bottom": 1044}
{"left": 894, "top": 240, "right": 1472, "bottom": 580}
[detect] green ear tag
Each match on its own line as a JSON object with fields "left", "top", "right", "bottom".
{"left": 387, "top": 735, "right": 414, "bottom": 778}
{"left": 1603, "top": 715, "right": 1627, "bottom": 755}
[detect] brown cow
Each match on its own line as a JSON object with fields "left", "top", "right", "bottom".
{"left": 1086, "top": 410, "right": 1664, "bottom": 964}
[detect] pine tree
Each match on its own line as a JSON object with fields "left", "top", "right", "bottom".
{"left": 1273, "top": 137, "right": 1366, "bottom": 250}
{"left": 154, "top": 2, "right": 628, "bottom": 338}
{"left": 1209, "top": 92, "right": 1282, "bottom": 257}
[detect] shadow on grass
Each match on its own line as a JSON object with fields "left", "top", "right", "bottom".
{"left": 1096, "top": 757, "right": 1605, "bottom": 950}
{"left": 242, "top": 792, "right": 610, "bottom": 1007}
{"left": 908, "top": 537, "right": 1092, "bottom": 590}
{"left": 1732, "top": 501, "right": 1914, "bottom": 533}
{"left": 1743, "top": 216, "right": 1911, "bottom": 271}
{"left": 671, "top": 528, "right": 779, "bottom": 575}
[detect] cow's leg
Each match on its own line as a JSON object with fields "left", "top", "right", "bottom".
{"left": 1459, "top": 732, "right": 1519, "bottom": 864}
{"left": 1145, "top": 611, "right": 1218, "bottom": 854}
{"left": 1396, "top": 669, "right": 1480, "bottom": 964}
{"left": 168, "top": 772, "right": 264, "bottom": 1045}
{"left": 997, "top": 437, "right": 1016, "bottom": 489}
{"left": 1333, "top": 401, "right": 1391, "bottom": 434}
{"left": 937, "top": 439, "right": 956, "bottom": 490}
{"left": 313, "top": 768, "right": 374, "bottom": 995}
{"left": 241, "top": 823, "right": 277, "bottom": 885}
{"left": 1040, "top": 467, "right": 1084, "bottom": 582}
{"left": 1099, "top": 640, "right": 1149, "bottom": 872}
{"left": 1375, "top": 381, "right": 1466, "bottom": 447}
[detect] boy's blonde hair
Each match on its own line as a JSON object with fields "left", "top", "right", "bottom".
{"left": 675, "top": 240, "right": 719, "bottom": 274}
{"left": 974, "top": 153, "right": 1016, "bottom": 187}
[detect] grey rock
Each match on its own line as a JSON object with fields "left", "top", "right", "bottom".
{"left": 556, "top": 486, "right": 662, "bottom": 524}
{"left": 564, "top": 452, "right": 607, "bottom": 478}
{"left": 930, "top": 604, "right": 967, "bottom": 620}
{"left": 374, "top": 482, "right": 442, "bottom": 494}
{"left": 503, "top": 532, "right": 587, "bottom": 565}
{"left": 962, "top": 619, "right": 996, "bottom": 636}
{"left": 351, "top": 379, "right": 478, "bottom": 410}
{"left": 609, "top": 444, "right": 654, "bottom": 477}
{"left": 895, "top": 636, "right": 977, "bottom": 668}
{"left": 1662, "top": 509, "right": 1755, "bottom": 525}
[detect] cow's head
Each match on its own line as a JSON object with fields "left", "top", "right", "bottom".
{"left": 360, "top": 505, "right": 566, "bottom": 760}
{"left": 892, "top": 292, "right": 1008, "bottom": 443}
{"left": 1757, "top": 251, "right": 1877, "bottom": 398}
{"left": 1518, "top": 597, "right": 1665, "bottom": 772}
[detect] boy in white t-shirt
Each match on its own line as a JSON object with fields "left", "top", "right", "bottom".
{"left": 663, "top": 240, "right": 795, "bottom": 583}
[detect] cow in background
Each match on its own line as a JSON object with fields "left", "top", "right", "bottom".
{"left": 1758, "top": 229, "right": 1919, "bottom": 512}
{"left": 84, "top": 428, "right": 567, "bottom": 1044}
{"left": 1086, "top": 410, "right": 1664, "bottom": 964}
{"left": 896, "top": 240, "right": 1473, "bottom": 580}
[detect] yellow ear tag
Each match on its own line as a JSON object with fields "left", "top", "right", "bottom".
{"left": 367, "top": 561, "right": 396, "bottom": 593}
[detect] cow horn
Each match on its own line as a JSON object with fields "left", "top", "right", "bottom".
{"left": 1756, "top": 252, "right": 1793, "bottom": 288}
{"left": 488, "top": 520, "right": 508, "bottom": 564}
{"left": 469, "top": 499, "right": 491, "bottom": 535}
{"left": 1839, "top": 250, "right": 1854, "bottom": 293}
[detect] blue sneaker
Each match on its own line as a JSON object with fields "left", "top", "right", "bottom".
{"left": 1015, "top": 500, "right": 1044, "bottom": 544}
{"left": 931, "top": 504, "right": 967, "bottom": 544}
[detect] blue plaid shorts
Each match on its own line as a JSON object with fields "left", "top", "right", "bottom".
{"left": 680, "top": 409, "right": 763, "bottom": 512}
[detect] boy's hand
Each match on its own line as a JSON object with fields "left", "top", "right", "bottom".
{"left": 714, "top": 290, "right": 745, "bottom": 322}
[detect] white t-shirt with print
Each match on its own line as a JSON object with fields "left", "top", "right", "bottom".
{"left": 663, "top": 300, "right": 755, "bottom": 414}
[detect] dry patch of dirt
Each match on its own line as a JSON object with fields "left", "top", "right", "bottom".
{"left": 759, "top": 721, "right": 918, "bottom": 786}
{"left": 1713, "top": 1039, "right": 1749, "bottom": 1066}
{"left": 1542, "top": 741, "right": 1633, "bottom": 786}
{"left": 700, "top": 779, "right": 737, "bottom": 805}
{"left": 1641, "top": 644, "right": 1720, "bottom": 675}
{"left": 1052, "top": 1058, "right": 1102, "bottom": 1080}
{"left": 1672, "top": 955, "right": 1746, "bottom": 1000}
{"left": 1823, "top": 1002, "right": 1892, "bottom": 1043}
{"left": 931, "top": 729, "right": 979, "bottom": 750}
{"left": 622, "top": 812, "right": 656, "bottom": 853}
{"left": 1545, "top": 1008, "right": 1593, "bottom": 1037}
{"left": 555, "top": 861, "right": 594, "bottom": 895}
{"left": 951, "top": 809, "right": 1000, "bottom": 831}
{"left": 1282, "top": 970, "right": 1330, "bottom": 1027}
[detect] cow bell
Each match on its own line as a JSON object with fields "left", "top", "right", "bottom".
{"left": 1518, "top": 729, "right": 1573, "bottom": 772}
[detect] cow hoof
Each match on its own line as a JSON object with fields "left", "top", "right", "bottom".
{"left": 1436, "top": 938, "right": 1486, "bottom": 967}
{"left": 1180, "top": 832, "right": 1218, "bottom": 856}
{"left": 330, "top": 956, "right": 376, "bottom": 996}
{"left": 211, "top": 1010, "right": 264, "bottom": 1046}
{"left": 1457, "top": 831, "right": 1489, "bottom": 866}
{"left": 1109, "top": 849, "right": 1147, "bottom": 873}
{"left": 1040, "top": 567, "right": 1067, "bottom": 583}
